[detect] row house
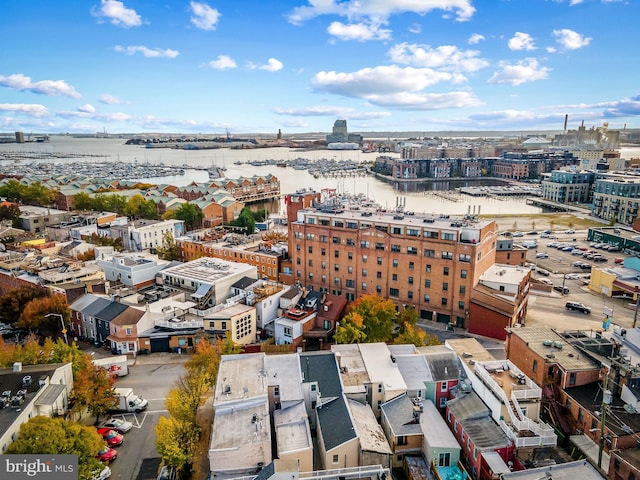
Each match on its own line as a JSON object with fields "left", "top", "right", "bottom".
{"left": 208, "top": 174, "right": 280, "bottom": 203}
{"left": 110, "top": 218, "right": 185, "bottom": 252}
{"left": 285, "top": 190, "right": 498, "bottom": 328}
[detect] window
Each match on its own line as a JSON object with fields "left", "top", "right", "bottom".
{"left": 375, "top": 242, "right": 385, "bottom": 250}
{"left": 441, "top": 298, "right": 448, "bottom": 306}
{"left": 274, "top": 386, "right": 280, "bottom": 396}
{"left": 321, "top": 248, "right": 326, "bottom": 256}
{"left": 334, "top": 264, "right": 339, "bottom": 271}
{"left": 321, "top": 261, "right": 326, "bottom": 269}
{"left": 308, "top": 259, "right": 313, "bottom": 267}
{"left": 423, "top": 294, "right": 430, "bottom": 302}
{"left": 311, "top": 384, "right": 317, "bottom": 392}
{"left": 360, "top": 241, "right": 370, "bottom": 248}
{"left": 459, "top": 254, "right": 471, "bottom": 262}
{"left": 332, "top": 455, "right": 339, "bottom": 465}
{"left": 346, "top": 238, "right": 355, "bottom": 246}
{"left": 459, "top": 285, "right": 466, "bottom": 294}
{"left": 348, "top": 266, "right": 353, "bottom": 273}
{"left": 409, "top": 261, "right": 414, "bottom": 270}
{"left": 397, "top": 436, "right": 408, "bottom": 446}
{"left": 458, "top": 301, "right": 465, "bottom": 310}
{"left": 392, "top": 274, "right": 398, "bottom": 281}
{"left": 442, "top": 251, "right": 453, "bottom": 260}
{"left": 461, "top": 269, "right": 468, "bottom": 279}
{"left": 408, "top": 276, "right": 414, "bottom": 284}
{"left": 424, "top": 249, "right": 435, "bottom": 258}
{"left": 362, "top": 255, "right": 367, "bottom": 262}
{"left": 377, "top": 271, "right": 382, "bottom": 279}
{"left": 443, "top": 266, "right": 449, "bottom": 276}
{"left": 408, "top": 291, "right": 413, "bottom": 299}
{"left": 442, "top": 282, "right": 448, "bottom": 291}
{"left": 407, "top": 228, "right": 420, "bottom": 237}
{"left": 569, "top": 372, "right": 576, "bottom": 385}
{"left": 362, "top": 268, "right": 367, "bottom": 276}
{"left": 389, "top": 288, "right": 399, "bottom": 297}
{"left": 438, "top": 452, "right": 451, "bottom": 467}
{"left": 334, "top": 250, "right": 339, "bottom": 258}
{"left": 361, "top": 282, "right": 367, "bottom": 290}
{"left": 391, "top": 244, "right": 401, "bottom": 252}
{"left": 426, "top": 264, "right": 432, "bottom": 273}
{"left": 332, "top": 236, "right": 341, "bottom": 244}
{"left": 532, "top": 359, "right": 538, "bottom": 373}
{"left": 407, "top": 246, "right": 418, "bottom": 255}
{"left": 346, "top": 279, "right": 355, "bottom": 288}
{"left": 377, "top": 257, "right": 383, "bottom": 265}
{"left": 440, "top": 397, "right": 447, "bottom": 408}
{"left": 424, "top": 279, "right": 431, "bottom": 288}
{"left": 348, "top": 252, "right": 353, "bottom": 260}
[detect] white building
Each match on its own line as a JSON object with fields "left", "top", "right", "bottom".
{"left": 96, "top": 252, "right": 170, "bottom": 288}
{"left": 110, "top": 218, "right": 185, "bottom": 252}
{"left": 0, "top": 363, "right": 73, "bottom": 453}
{"left": 158, "top": 257, "right": 257, "bottom": 311}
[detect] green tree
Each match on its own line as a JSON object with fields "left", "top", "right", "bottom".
{"left": 74, "top": 192, "right": 94, "bottom": 210}
{"left": 231, "top": 208, "right": 256, "bottom": 235}
{"left": 173, "top": 202, "right": 203, "bottom": 231}
{"left": 396, "top": 306, "right": 419, "bottom": 329}
{"left": 124, "top": 194, "right": 158, "bottom": 220}
{"left": 7, "top": 416, "right": 105, "bottom": 480}
{"left": 0, "top": 179, "right": 24, "bottom": 202}
{"left": 156, "top": 231, "right": 182, "bottom": 261}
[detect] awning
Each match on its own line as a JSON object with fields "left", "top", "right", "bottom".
{"left": 192, "top": 283, "right": 212, "bottom": 299}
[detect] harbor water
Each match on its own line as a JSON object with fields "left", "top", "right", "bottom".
{"left": 2, "top": 137, "right": 638, "bottom": 216}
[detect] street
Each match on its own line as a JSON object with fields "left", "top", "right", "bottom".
{"left": 100, "top": 359, "right": 187, "bottom": 480}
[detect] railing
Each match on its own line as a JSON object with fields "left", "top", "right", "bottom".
{"left": 511, "top": 395, "right": 525, "bottom": 421}
{"left": 189, "top": 291, "right": 247, "bottom": 317}
{"left": 154, "top": 318, "right": 204, "bottom": 329}
{"left": 224, "top": 465, "right": 392, "bottom": 480}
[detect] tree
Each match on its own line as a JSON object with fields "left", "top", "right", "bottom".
{"left": 344, "top": 294, "right": 397, "bottom": 343}
{"left": 396, "top": 306, "right": 418, "bottom": 328}
{"left": 7, "top": 416, "right": 105, "bottom": 480}
{"left": 0, "top": 285, "right": 46, "bottom": 324}
{"left": 71, "top": 354, "right": 116, "bottom": 422}
{"left": 394, "top": 323, "right": 441, "bottom": 347}
{"left": 334, "top": 311, "right": 367, "bottom": 344}
{"left": 156, "top": 231, "right": 182, "bottom": 261}
{"left": 18, "top": 295, "right": 70, "bottom": 338}
{"left": 173, "top": 202, "right": 203, "bottom": 231}
{"left": 185, "top": 337, "right": 240, "bottom": 387}
{"left": 231, "top": 208, "right": 256, "bottom": 235}
{"left": 124, "top": 194, "right": 158, "bottom": 220}
{"left": 74, "top": 192, "right": 94, "bottom": 211}
{"left": 0, "top": 202, "right": 20, "bottom": 222}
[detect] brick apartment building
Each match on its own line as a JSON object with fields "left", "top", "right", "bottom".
{"left": 284, "top": 190, "right": 498, "bottom": 328}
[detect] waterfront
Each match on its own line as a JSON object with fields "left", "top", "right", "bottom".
{"left": 2, "top": 137, "right": 639, "bottom": 216}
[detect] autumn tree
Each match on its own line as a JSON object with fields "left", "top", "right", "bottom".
{"left": 156, "top": 231, "right": 182, "bottom": 261}
{"left": 394, "top": 323, "right": 441, "bottom": 347}
{"left": 345, "top": 294, "right": 397, "bottom": 343}
{"left": 185, "top": 337, "right": 240, "bottom": 387}
{"left": 0, "top": 285, "right": 46, "bottom": 324}
{"left": 334, "top": 311, "right": 367, "bottom": 344}
{"left": 18, "top": 295, "right": 70, "bottom": 339}
{"left": 396, "top": 306, "right": 419, "bottom": 328}
{"left": 71, "top": 354, "right": 117, "bottom": 422}
{"left": 0, "top": 202, "right": 20, "bottom": 223}
{"left": 124, "top": 194, "right": 158, "bottom": 220}
{"left": 7, "top": 416, "right": 105, "bottom": 480}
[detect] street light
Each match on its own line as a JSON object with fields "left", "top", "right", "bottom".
{"left": 45, "top": 313, "right": 68, "bottom": 345}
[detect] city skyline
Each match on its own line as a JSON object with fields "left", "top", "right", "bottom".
{"left": 1, "top": 0, "right": 639, "bottom": 135}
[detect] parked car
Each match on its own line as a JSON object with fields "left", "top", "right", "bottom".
{"left": 536, "top": 268, "right": 551, "bottom": 276}
{"left": 97, "top": 428, "right": 124, "bottom": 447}
{"left": 553, "top": 285, "right": 570, "bottom": 294}
{"left": 614, "top": 258, "right": 624, "bottom": 264}
{"left": 593, "top": 256, "right": 608, "bottom": 262}
{"left": 90, "top": 466, "right": 112, "bottom": 480}
{"left": 565, "top": 229, "right": 575, "bottom": 234}
{"left": 535, "top": 252, "right": 549, "bottom": 258}
{"left": 96, "top": 447, "right": 118, "bottom": 464}
{"left": 512, "top": 232, "right": 524, "bottom": 237}
{"left": 565, "top": 302, "right": 591, "bottom": 314}
{"left": 100, "top": 418, "right": 133, "bottom": 434}
{"left": 565, "top": 274, "right": 579, "bottom": 280}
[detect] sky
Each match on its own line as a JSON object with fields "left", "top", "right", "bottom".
{"left": 1, "top": 0, "right": 639, "bottom": 135}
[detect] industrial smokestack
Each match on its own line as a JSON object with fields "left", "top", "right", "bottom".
{"left": 563, "top": 114, "right": 568, "bottom": 134}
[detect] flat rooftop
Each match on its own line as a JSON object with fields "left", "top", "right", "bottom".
{"left": 506, "top": 326, "right": 598, "bottom": 371}
{"left": 264, "top": 354, "right": 303, "bottom": 404}
{"left": 331, "top": 344, "right": 369, "bottom": 391}
{"left": 160, "top": 257, "right": 257, "bottom": 284}
{"left": 273, "top": 402, "right": 311, "bottom": 455}
{"left": 214, "top": 353, "right": 267, "bottom": 405}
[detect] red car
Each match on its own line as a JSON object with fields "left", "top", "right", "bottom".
{"left": 97, "top": 428, "right": 124, "bottom": 447}
{"left": 96, "top": 446, "right": 118, "bottom": 463}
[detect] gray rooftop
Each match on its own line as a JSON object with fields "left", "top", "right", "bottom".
{"left": 501, "top": 460, "right": 602, "bottom": 480}
{"left": 316, "top": 395, "right": 357, "bottom": 451}
{"left": 380, "top": 394, "right": 423, "bottom": 437}
{"left": 299, "top": 351, "right": 342, "bottom": 399}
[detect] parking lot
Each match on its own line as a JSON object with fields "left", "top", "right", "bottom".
{"left": 517, "top": 229, "right": 637, "bottom": 330}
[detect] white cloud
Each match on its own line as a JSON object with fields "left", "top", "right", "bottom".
{"left": 114, "top": 45, "right": 179, "bottom": 58}
{"left": 272, "top": 105, "right": 391, "bottom": 120}
{"left": 99, "top": 94, "right": 122, "bottom": 105}
{"left": 508, "top": 32, "right": 536, "bottom": 51}
{"left": 252, "top": 58, "right": 283, "bottom": 72}
{"left": 488, "top": 58, "right": 550, "bottom": 86}
{"left": 552, "top": 29, "right": 591, "bottom": 50}
{"left": 466, "top": 110, "right": 568, "bottom": 128}
{"left": 388, "top": 43, "right": 489, "bottom": 73}
{"left": 546, "top": 46, "right": 557, "bottom": 53}
{"left": 0, "top": 74, "right": 81, "bottom": 98}
{"left": 206, "top": 55, "right": 237, "bottom": 70}
{"left": 91, "top": 0, "right": 142, "bottom": 28}
{"left": 468, "top": 33, "right": 485, "bottom": 45}
{"left": 364, "top": 91, "right": 481, "bottom": 110}
{"left": 58, "top": 109, "right": 132, "bottom": 122}
{"left": 312, "top": 65, "right": 462, "bottom": 99}
{"left": 287, "top": 0, "right": 475, "bottom": 27}
{"left": 189, "top": 1, "right": 221, "bottom": 31}
{"left": 78, "top": 104, "right": 96, "bottom": 113}
{"left": 0, "top": 103, "right": 49, "bottom": 117}
{"left": 569, "top": 0, "right": 584, "bottom": 5}
{"left": 327, "top": 21, "right": 391, "bottom": 41}
{"left": 408, "top": 23, "right": 421, "bottom": 34}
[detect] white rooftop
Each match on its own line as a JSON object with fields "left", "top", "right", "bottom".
{"left": 214, "top": 353, "right": 268, "bottom": 406}
{"left": 348, "top": 399, "right": 392, "bottom": 455}
{"left": 359, "top": 343, "right": 407, "bottom": 392}
{"left": 161, "top": 256, "right": 257, "bottom": 284}
{"left": 264, "top": 354, "right": 304, "bottom": 404}
{"left": 273, "top": 401, "right": 312, "bottom": 455}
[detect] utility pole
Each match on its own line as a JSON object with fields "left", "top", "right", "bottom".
{"left": 598, "top": 370, "right": 612, "bottom": 470}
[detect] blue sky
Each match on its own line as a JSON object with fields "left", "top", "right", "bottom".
{"left": 1, "top": 0, "right": 639, "bottom": 135}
